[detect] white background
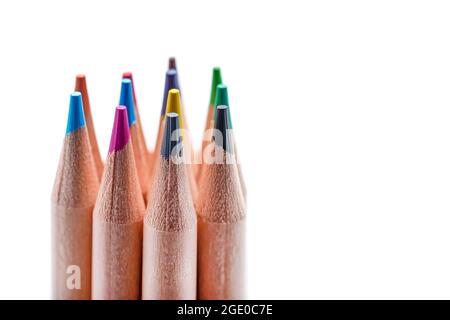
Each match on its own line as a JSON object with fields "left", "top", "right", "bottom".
{"left": 0, "top": 0, "right": 450, "bottom": 299}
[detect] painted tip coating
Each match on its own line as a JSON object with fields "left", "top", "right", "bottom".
{"left": 168, "top": 57, "right": 177, "bottom": 70}
{"left": 214, "top": 84, "right": 229, "bottom": 107}
{"left": 161, "top": 69, "right": 179, "bottom": 116}
{"left": 165, "top": 89, "right": 183, "bottom": 128}
{"left": 75, "top": 74, "right": 86, "bottom": 84}
{"left": 109, "top": 106, "right": 130, "bottom": 153}
{"left": 209, "top": 67, "right": 222, "bottom": 105}
{"left": 214, "top": 105, "right": 233, "bottom": 154}
{"left": 119, "top": 79, "right": 136, "bottom": 127}
{"left": 122, "top": 72, "right": 132, "bottom": 79}
{"left": 213, "top": 84, "right": 233, "bottom": 128}
{"left": 66, "top": 92, "right": 86, "bottom": 134}
{"left": 161, "top": 112, "right": 181, "bottom": 159}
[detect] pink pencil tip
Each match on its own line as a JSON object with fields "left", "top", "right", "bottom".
{"left": 122, "top": 72, "right": 133, "bottom": 79}
{"left": 109, "top": 106, "right": 130, "bottom": 153}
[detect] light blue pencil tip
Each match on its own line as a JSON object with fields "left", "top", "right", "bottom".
{"left": 66, "top": 92, "right": 85, "bottom": 134}
{"left": 119, "top": 79, "right": 136, "bottom": 127}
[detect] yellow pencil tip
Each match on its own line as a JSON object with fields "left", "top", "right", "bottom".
{"left": 165, "top": 89, "right": 183, "bottom": 128}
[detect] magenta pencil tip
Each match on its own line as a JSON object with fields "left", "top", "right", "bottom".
{"left": 109, "top": 106, "right": 130, "bottom": 153}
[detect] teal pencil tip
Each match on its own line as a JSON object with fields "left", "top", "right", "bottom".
{"left": 119, "top": 79, "right": 136, "bottom": 127}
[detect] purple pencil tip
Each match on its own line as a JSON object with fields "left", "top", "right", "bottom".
{"left": 168, "top": 57, "right": 177, "bottom": 70}
{"left": 109, "top": 106, "right": 130, "bottom": 153}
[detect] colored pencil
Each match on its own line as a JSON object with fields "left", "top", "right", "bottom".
{"left": 119, "top": 79, "right": 150, "bottom": 201}
{"left": 197, "top": 68, "right": 222, "bottom": 181}
{"left": 198, "top": 82, "right": 247, "bottom": 202}
{"left": 92, "top": 106, "right": 145, "bottom": 300}
{"left": 142, "top": 113, "right": 197, "bottom": 300}
{"left": 197, "top": 105, "right": 246, "bottom": 299}
{"left": 51, "top": 92, "right": 99, "bottom": 299}
{"left": 153, "top": 89, "right": 198, "bottom": 202}
{"left": 75, "top": 75, "right": 103, "bottom": 180}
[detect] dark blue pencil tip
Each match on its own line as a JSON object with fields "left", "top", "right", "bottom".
{"left": 214, "top": 105, "right": 233, "bottom": 154}
{"left": 161, "top": 112, "right": 182, "bottom": 160}
{"left": 66, "top": 92, "right": 85, "bottom": 134}
{"left": 161, "top": 69, "right": 179, "bottom": 116}
{"left": 119, "top": 79, "right": 136, "bottom": 127}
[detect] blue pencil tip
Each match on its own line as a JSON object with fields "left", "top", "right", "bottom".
{"left": 161, "top": 69, "right": 180, "bottom": 116}
{"left": 66, "top": 92, "right": 85, "bottom": 134}
{"left": 119, "top": 79, "right": 136, "bottom": 127}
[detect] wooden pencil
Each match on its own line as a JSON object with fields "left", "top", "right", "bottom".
{"left": 196, "top": 67, "right": 222, "bottom": 182}
{"left": 198, "top": 83, "right": 247, "bottom": 202}
{"left": 197, "top": 105, "right": 246, "bottom": 299}
{"left": 152, "top": 89, "right": 198, "bottom": 203}
{"left": 119, "top": 79, "right": 150, "bottom": 201}
{"left": 142, "top": 113, "right": 197, "bottom": 300}
{"left": 75, "top": 75, "right": 103, "bottom": 180}
{"left": 92, "top": 106, "right": 145, "bottom": 300}
{"left": 51, "top": 92, "right": 99, "bottom": 299}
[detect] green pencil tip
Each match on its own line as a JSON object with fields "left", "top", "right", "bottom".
{"left": 209, "top": 67, "right": 222, "bottom": 105}
{"left": 214, "top": 84, "right": 229, "bottom": 107}
{"left": 213, "top": 84, "right": 233, "bottom": 128}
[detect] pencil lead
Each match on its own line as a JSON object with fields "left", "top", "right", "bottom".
{"left": 66, "top": 92, "right": 85, "bottom": 134}
{"left": 209, "top": 67, "right": 222, "bottom": 105}
{"left": 161, "top": 112, "right": 181, "bottom": 160}
{"left": 161, "top": 69, "right": 179, "bottom": 116}
{"left": 109, "top": 106, "right": 130, "bottom": 153}
{"left": 214, "top": 84, "right": 229, "bottom": 107}
{"left": 213, "top": 84, "right": 233, "bottom": 128}
{"left": 168, "top": 57, "right": 177, "bottom": 70}
{"left": 165, "top": 89, "right": 183, "bottom": 128}
{"left": 119, "top": 79, "right": 136, "bottom": 127}
{"left": 122, "top": 71, "right": 132, "bottom": 79}
{"left": 215, "top": 105, "right": 233, "bottom": 154}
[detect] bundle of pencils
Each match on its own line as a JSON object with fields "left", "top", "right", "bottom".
{"left": 51, "top": 58, "right": 247, "bottom": 300}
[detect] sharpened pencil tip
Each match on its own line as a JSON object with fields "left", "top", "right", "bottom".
{"left": 213, "top": 84, "right": 233, "bottom": 128}
{"left": 109, "top": 106, "right": 130, "bottom": 153}
{"left": 161, "top": 112, "right": 181, "bottom": 159}
{"left": 119, "top": 79, "right": 136, "bottom": 127}
{"left": 168, "top": 57, "right": 177, "bottom": 70}
{"left": 215, "top": 105, "right": 233, "bottom": 154}
{"left": 214, "top": 84, "right": 229, "bottom": 107}
{"left": 75, "top": 74, "right": 86, "bottom": 82}
{"left": 66, "top": 92, "right": 85, "bottom": 134}
{"left": 209, "top": 67, "right": 222, "bottom": 105}
{"left": 122, "top": 72, "right": 132, "bottom": 79}
{"left": 165, "top": 89, "right": 183, "bottom": 128}
{"left": 161, "top": 69, "right": 179, "bottom": 116}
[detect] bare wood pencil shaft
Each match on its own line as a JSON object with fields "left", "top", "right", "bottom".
{"left": 198, "top": 219, "right": 246, "bottom": 299}
{"left": 92, "top": 220, "right": 142, "bottom": 299}
{"left": 51, "top": 205, "right": 93, "bottom": 299}
{"left": 142, "top": 226, "right": 197, "bottom": 299}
